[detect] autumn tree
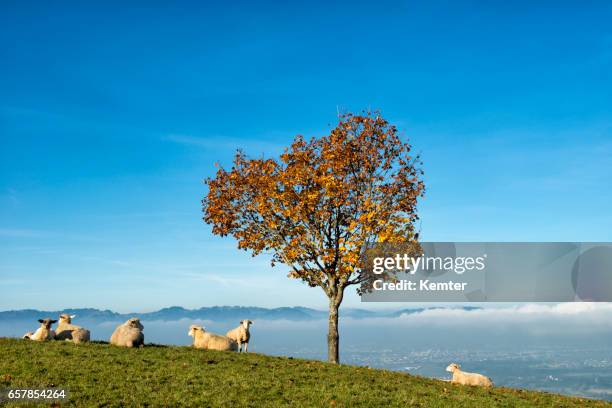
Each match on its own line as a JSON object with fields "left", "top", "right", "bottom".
{"left": 202, "top": 112, "right": 425, "bottom": 363}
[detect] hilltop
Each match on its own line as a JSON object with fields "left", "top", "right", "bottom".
{"left": 1, "top": 338, "right": 609, "bottom": 407}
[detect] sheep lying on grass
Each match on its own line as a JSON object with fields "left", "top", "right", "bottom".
{"left": 23, "top": 318, "right": 57, "bottom": 341}
{"left": 55, "top": 314, "right": 91, "bottom": 344}
{"left": 446, "top": 363, "right": 493, "bottom": 387}
{"left": 110, "top": 318, "right": 144, "bottom": 348}
{"left": 189, "top": 325, "right": 238, "bottom": 351}
{"left": 226, "top": 320, "right": 252, "bottom": 352}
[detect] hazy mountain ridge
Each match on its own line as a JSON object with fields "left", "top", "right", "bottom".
{"left": 0, "top": 306, "right": 481, "bottom": 322}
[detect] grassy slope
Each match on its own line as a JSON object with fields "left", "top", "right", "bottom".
{"left": 0, "top": 338, "right": 610, "bottom": 408}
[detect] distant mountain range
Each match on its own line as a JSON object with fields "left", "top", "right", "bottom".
{"left": 0, "top": 306, "right": 481, "bottom": 323}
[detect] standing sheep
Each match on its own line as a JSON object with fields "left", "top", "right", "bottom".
{"left": 55, "top": 314, "right": 91, "bottom": 344}
{"left": 110, "top": 317, "right": 144, "bottom": 348}
{"left": 446, "top": 363, "right": 494, "bottom": 387}
{"left": 188, "top": 325, "right": 238, "bottom": 351}
{"left": 225, "top": 320, "right": 252, "bottom": 352}
{"left": 23, "top": 318, "right": 56, "bottom": 341}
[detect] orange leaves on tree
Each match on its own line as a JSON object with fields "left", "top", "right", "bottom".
{"left": 202, "top": 111, "right": 425, "bottom": 298}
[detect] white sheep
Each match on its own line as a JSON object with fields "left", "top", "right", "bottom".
{"left": 446, "top": 363, "right": 493, "bottom": 387}
{"left": 188, "top": 325, "right": 238, "bottom": 351}
{"left": 23, "top": 318, "right": 56, "bottom": 341}
{"left": 55, "top": 314, "right": 91, "bottom": 344}
{"left": 225, "top": 320, "right": 252, "bottom": 352}
{"left": 110, "top": 317, "right": 144, "bottom": 348}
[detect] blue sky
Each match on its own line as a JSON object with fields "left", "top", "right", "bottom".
{"left": 1, "top": 1, "right": 611, "bottom": 312}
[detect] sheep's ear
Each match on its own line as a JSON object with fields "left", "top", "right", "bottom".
{"left": 248, "top": 320, "right": 253, "bottom": 324}
{"left": 50, "top": 320, "right": 57, "bottom": 324}
{"left": 70, "top": 314, "right": 77, "bottom": 319}
{"left": 239, "top": 320, "right": 243, "bottom": 324}
{"left": 38, "top": 319, "right": 44, "bottom": 323}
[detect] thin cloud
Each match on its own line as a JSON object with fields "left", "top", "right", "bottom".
{"left": 5, "top": 188, "right": 20, "bottom": 205}
{"left": 0, "top": 228, "right": 106, "bottom": 243}
{"left": 0, "top": 228, "right": 47, "bottom": 238}
{"left": 163, "top": 134, "right": 286, "bottom": 153}
{"left": 164, "top": 134, "right": 221, "bottom": 148}
{"left": 179, "top": 272, "right": 276, "bottom": 289}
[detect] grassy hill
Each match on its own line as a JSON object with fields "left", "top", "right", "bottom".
{"left": 0, "top": 338, "right": 610, "bottom": 407}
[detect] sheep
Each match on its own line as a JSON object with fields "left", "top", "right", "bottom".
{"left": 225, "top": 320, "right": 252, "bottom": 352}
{"left": 54, "top": 314, "right": 91, "bottom": 344}
{"left": 446, "top": 363, "right": 494, "bottom": 387}
{"left": 188, "top": 325, "right": 238, "bottom": 352}
{"left": 109, "top": 317, "right": 144, "bottom": 347}
{"left": 23, "top": 318, "right": 57, "bottom": 341}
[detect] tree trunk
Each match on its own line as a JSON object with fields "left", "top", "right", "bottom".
{"left": 327, "top": 297, "right": 340, "bottom": 364}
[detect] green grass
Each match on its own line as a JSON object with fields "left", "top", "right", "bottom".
{"left": 0, "top": 338, "right": 610, "bottom": 407}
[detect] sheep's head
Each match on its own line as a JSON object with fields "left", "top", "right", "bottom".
{"left": 59, "top": 314, "right": 76, "bottom": 323}
{"left": 240, "top": 320, "right": 253, "bottom": 329}
{"left": 126, "top": 318, "right": 144, "bottom": 331}
{"left": 188, "top": 325, "right": 205, "bottom": 337}
{"left": 37, "top": 318, "right": 57, "bottom": 329}
{"left": 446, "top": 363, "right": 460, "bottom": 373}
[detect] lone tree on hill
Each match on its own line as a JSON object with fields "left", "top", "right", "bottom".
{"left": 202, "top": 112, "right": 425, "bottom": 363}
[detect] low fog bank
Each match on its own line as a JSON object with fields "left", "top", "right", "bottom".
{"left": 3, "top": 303, "right": 612, "bottom": 349}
